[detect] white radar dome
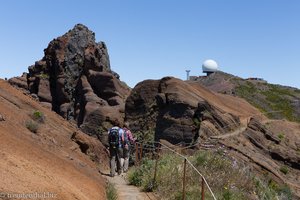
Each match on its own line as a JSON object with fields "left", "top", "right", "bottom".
{"left": 202, "top": 59, "right": 219, "bottom": 72}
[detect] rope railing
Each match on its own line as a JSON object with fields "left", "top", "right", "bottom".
{"left": 134, "top": 140, "right": 217, "bottom": 200}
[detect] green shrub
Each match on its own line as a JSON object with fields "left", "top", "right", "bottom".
{"left": 277, "top": 185, "right": 292, "bottom": 200}
{"left": 254, "top": 178, "right": 277, "bottom": 200}
{"left": 106, "top": 182, "right": 118, "bottom": 200}
{"left": 26, "top": 120, "right": 39, "bottom": 133}
{"left": 134, "top": 129, "right": 155, "bottom": 143}
{"left": 128, "top": 158, "right": 156, "bottom": 191}
{"left": 222, "top": 189, "right": 234, "bottom": 200}
{"left": 32, "top": 110, "right": 45, "bottom": 123}
{"left": 128, "top": 150, "right": 290, "bottom": 199}
{"left": 280, "top": 166, "right": 289, "bottom": 174}
{"left": 278, "top": 133, "right": 285, "bottom": 141}
{"left": 37, "top": 73, "right": 49, "bottom": 79}
{"left": 268, "top": 179, "right": 279, "bottom": 191}
{"left": 128, "top": 167, "right": 143, "bottom": 187}
{"left": 192, "top": 117, "right": 201, "bottom": 128}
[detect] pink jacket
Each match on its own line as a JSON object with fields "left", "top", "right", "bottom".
{"left": 123, "top": 128, "right": 135, "bottom": 143}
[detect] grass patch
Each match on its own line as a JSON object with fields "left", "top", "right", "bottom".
{"left": 106, "top": 182, "right": 118, "bottom": 200}
{"left": 37, "top": 73, "right": 49, "bottom": 79}
{"left": 31, "top": 110, "right": 45, "bottom": 123}
{"left": 262, "top": 89, "right": 295, "bottom": 121}
{"left": 25, "top": 110, "right": 45, "bottom": 133}
{"left": 280, "top": 165, "right": 289, "bottom": 175}
{"left": 25, "top": 120, "right": 39, "bottom": 133}
{"left": 278, "top": 133, "right": 285, "bottom": 141}
{"left": 235, "top": 81, "right": 257, "bottom": 98}
{"left": 235, "top": 81, "right": 300, "bottom": 122}
{"left": 128, "top": 150, "right": 292, "bottom": 199}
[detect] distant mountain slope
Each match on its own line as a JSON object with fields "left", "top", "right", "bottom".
{"left": 192, "top": 71, "right": 300, "bottom": 122}
{"left": 0, "top": 79, "right": 108, "bottom": 200}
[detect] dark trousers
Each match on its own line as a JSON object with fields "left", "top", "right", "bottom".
{"left": 109, "top": 146, "right": 123, "bottom": 176}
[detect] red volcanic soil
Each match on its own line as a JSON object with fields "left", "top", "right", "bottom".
{"left": 0, "top": 79, "right": 109, "bottom": 200}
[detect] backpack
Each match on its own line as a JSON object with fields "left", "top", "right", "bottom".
{"left": 109, "top": 127, "right": 119, "bottom": 148}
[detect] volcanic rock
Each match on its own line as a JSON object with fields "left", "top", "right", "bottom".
{"left": 246, "top": 118, "right": 300, "bottom": 170}
{"left": 8, "top": 72, "right": 28, "bottom": 90}
{"left": 125, "top": 77, "right": 241, "bottom": 145}
{"left": 0, "top": 114, "right": 4, "bottom": 121}
{"left": 23, "top": 24, "right": 130, "bottom": 141}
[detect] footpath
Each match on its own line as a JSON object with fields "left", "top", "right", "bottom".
{"left": 104, "top": 172, "right": 157, "bottom": 200}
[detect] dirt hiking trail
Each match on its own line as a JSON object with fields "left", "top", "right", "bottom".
{"left": 104, "top": 172, "right": 157, "bottom": 200}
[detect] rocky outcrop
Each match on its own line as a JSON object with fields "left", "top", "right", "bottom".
{"left": 220, "top": 118, "right": 300, "bottom": 197}
{"left": 8, "top": 73, "right": 28, "bottom": 91}
{"left": 21, "top": 24, "right": 130, "bottom": 141}
{"left": 125, "top": 77, "right": 240, "bottom": 145}
{"left": 71, "top": 131, "right": 109, "bottom": 167}
{"left": 0, "top": 114, "right": 4, "bottom": 121}
{"left": 246, "top": 118, "right": 300, "bottom": 170}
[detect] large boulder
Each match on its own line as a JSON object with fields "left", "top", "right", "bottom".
{"left": 125, "top": 77, "right": 240, "bottom": 145}
{"left": 8, "top": 73, "right": 28, "bottom": 91}
{"left": 23, "top": 24, "right": 130, "bottom": 141}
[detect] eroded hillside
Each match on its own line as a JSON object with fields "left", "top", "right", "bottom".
{"left": 0, "top": 79, "right": 109, "bottom": 200}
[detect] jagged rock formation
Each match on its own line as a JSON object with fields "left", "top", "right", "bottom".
{"left": 125, "top": 77, "right": 241, "bottom": 144}
{"left": 13, "top": 24, "right": 130, "bottom": 141}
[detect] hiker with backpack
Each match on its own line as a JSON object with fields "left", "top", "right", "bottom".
{"left": 122, "top": 123, "right": 135, "bottom": 173}
{"left": 108, "top": 126, "right": 125, "bottom": 177}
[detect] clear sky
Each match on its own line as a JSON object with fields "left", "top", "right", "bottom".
{"left": 0, "top": 0, "right": 299, "bottom": 88}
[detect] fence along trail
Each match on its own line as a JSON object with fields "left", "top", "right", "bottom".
{"left": 134, "top": 140, "right": 217, "bottom": 200}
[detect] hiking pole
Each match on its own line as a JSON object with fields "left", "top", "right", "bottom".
{"left": 182, "top": 158, "right": 187, "bottom": 200}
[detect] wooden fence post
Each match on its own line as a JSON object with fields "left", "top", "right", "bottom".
{"left": 153, "top": 147, "right": 159, "bottom": 189}
{"left": 182, "top": 158, "right": 187, "bottom": 200}
{"left": 140, "top": 143, "right": 143, "bottom": 164}
{"left": 135, "top": 142, "right": 138, "bottom": 166}
{"left": 201, "top": 177, "right": 205, "bottom": 200}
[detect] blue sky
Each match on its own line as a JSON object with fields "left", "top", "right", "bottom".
{"left": 0, "top": 0, "right": 299, "bottom": 88}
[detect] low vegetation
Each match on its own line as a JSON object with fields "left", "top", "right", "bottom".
{"left": 25, "top": 110, "right": 45, "bottom": 133}
{"left": 25, "top": 120, "right": 39, "bottom": 133}
{"left": 106, "top": 182, "right": 118, "bottom": 200}
{"left": 235, "top": 81, "right": 300, "bottom": 122}
{"left": 31, "top": 110, "right": 45, "bottom": 123}
{"left": 278, "top": 133, "right": 285, "bottom": 141}
{"left": 279, "top": 165, "right": 289, "bottom": 175}
{"left": 128, "top": 149, "right": 292, "bottom": 200}
{"left": 37, "top": 73, "right": 49, "bottom": 79}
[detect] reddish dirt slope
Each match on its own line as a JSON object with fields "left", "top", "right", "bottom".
{"left": 188, "top": 81, "right": 264, "bottom": 124}
{"left": 0, "top": 79, "right": 108, "bottom": 200}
